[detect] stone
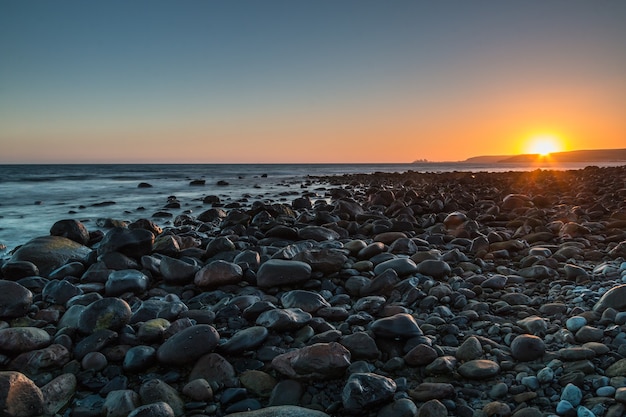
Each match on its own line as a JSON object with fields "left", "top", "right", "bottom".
{"left": 40, "top": 373, "right": 77, "bottom": 415}
{"left": 10, "top": 236, "right": 91, "bottom": 277}
{"left": 219, "top": 326, "right": 269, "bottom": 354}
{"left": 102, "top": 390, "right": 140, "bottom": 417}
{"left": 280, "top": 290, "right": 331, "bottom": 313}
{"left": 139, "top": 379, "right": 184, "bottom": 417}
{"left": 340, "top": 332, "right": 380, "bottom": 360}
{"left": 159, "top": 256, "right": 199, "bottom": 284}
{"left": 378, "top": 398, "right": 419, "bottom": 417}
{"left": 417, "top": 399, "right": 448, "bottom": 417}
{"left": 256, "top": 308, "right": 312, "bottom": 331}
{"left": 561, "top": 383, "right": 583, "bottom": 407}
{"left": 123, "top": 345, "right": 157, "bottom": 372}
{"left": 194, "top": 260, "right": 243, "bottom": 288}
{"left": 272, "top": 342, "right": 351, "bottom": 379}
{"left": 370, "top": 313, "right": 423, "bottom": 339}
{"left": 128, "top": 402, "right": 175, "bottom": 417}
{"left": 157, "top": 324, "right": 219, "bottom": 365}
{"left": 256, "top": 259, "right": 312, "bottom": 288}
{"left": 189, "top": 353, "right": 238, "bottom": 388}
{"left": 0, "top": 261, "right": 39, "bottom": 280}
{"left": 225, "top": 406, "right": 329, "bottom": 417}
{"left": 297, "top": 226, "right": 340, "bottom": 241}
{"left": 457, "top": 359, "right": 501, "bottom": 379}
{"left": 182, "top": 379, "right": 213, "bottom": 401}
{"left": 97, "top": 227, "right": 154, "bottom": 258}
{"left": 404, "top": 343, "right": 438, "bottom": 366}
{"left": 409, "top": 383, "right": 456, "bottom": 401}
{"left": 42, "top": 279, "right": 82, "bottom": 305}
{"left": 416, "top": 259, "right": 451, "bottom": 279}
{"left": 594, "top": 284, "right": 626, "bottom": 312}
{"left": 269, "top": 380, "right": 303, "bottom": 406}
{"left": 0, "top": 327, "right": 51, "bottom": 352}
{"left": 105, "top": 269, "right": 149, "bottom": 296}
{"left": 0, "top": 371, "right": 44, "bottom": 417}
{"left": 373, "top": 258, "right": 418, "bottom": 276}
{"left": 0, "top": 280, "right": 32, "bottom": 318}
{"left": 50, "top": 219, "right": 90, "bottom": 245}
{"left": 77, "top": 297, "right": 132, "bottom": 334}
{"left": 342, "top": 372, "right": 396, "bottom": 411}
{"left": 240, "top": 370, "right": 277, "bottom": 397}
{"left": 456, "top": 336, "right": 483, "bottom": 361}
{"left": 510, "top": 334, "right": 545, "bottom": 361}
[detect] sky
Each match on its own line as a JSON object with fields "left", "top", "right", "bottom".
{"left": 1, "top": 1, "right": 625, "bottom": 163}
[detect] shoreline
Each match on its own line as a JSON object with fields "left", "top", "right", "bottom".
{"left": 1, "top": 165, "right": 626, "bottom": 416}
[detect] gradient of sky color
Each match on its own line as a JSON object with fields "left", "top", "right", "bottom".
{"left": 1, "top": 1, "right": 625, "bottom": 163}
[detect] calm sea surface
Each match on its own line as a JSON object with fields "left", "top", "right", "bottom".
{"left": 1, "top": 162, "right": 623, "bottom": 256}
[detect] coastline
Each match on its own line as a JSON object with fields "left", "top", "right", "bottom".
{"left": 1, "top": 165, "right": 626, "bottom": 416}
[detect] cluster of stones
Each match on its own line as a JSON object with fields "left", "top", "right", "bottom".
{"left": 1, "top": 165, "right": 626, "bottom": 417}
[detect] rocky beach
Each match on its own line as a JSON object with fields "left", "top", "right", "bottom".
{"left": 1, "top": 165, "right": 626, "bottom": 417}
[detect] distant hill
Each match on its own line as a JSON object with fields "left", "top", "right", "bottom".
{"left": 463, "top": 148, "right": 626, "bottom": 163}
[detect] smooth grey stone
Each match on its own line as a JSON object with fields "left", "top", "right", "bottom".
{"left": 77, "top": 297, "right": 132, "bottom": 334}
{"left": 256, "top": 308, "right": 312, "bottom": 332}
{"left": 226, "top": 405, "right": 330, "bottom": 417}
{"left": 342, "top": 372, "right": 396, "bottom": 411}
{"left": 371, "top": 313, "right": 423, "bottom": 339}
{"left": 128, "top": 402, "right": 175, "bottom": 417}
{"left": 0, "top": 280, "right": 32, "bottom": 318}
{"left": 280, "top": 290, "right": 330, "bottom": 313}
{"left": 10, "top": 235, "right": 91, "bottom": 277}
{"left": 511, "top": 334, "right": 545, "bottom": 361}
{"left": 256, "top": 259, "right": 312, "bottom": 288}
{"left": 219, "top": 326, "right": 268, "bottom": 354}
{"left": 157, "top": 324, "right": 219, "bottom": 365}
{"left": 123, "top": 345, "right": 157, "bottom": 372}
{"left": 105, "top": 269, "right": 149, "bottom": 296}
{"left": 458, "top": 359, "right": 501, "bottom": 379}
{"left": 0, "top": 327, "right": 51, "bottom": 353}
{"left": 373, "top": 258, "right": 418, "bottom": 276}
{"left": 97, "top": 227, "right": 154, "bottom": 258}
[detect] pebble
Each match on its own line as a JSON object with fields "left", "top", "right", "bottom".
{"left": 341, "top": 372, "right": 396, "bottom": 411}
{"left": 156, "top": 324, "right": 219, "bottom": 365}
{"left": 510, "top": 334, "right": 546, "bottom": 361}
{"left": 2, "top": 167, "right": 626, "bottom": 417}
{"left": 0, "top": 280, "right": 33, "bottom": 318}
{"left": 0, "top": 371, "right": 44, "bottom": 417}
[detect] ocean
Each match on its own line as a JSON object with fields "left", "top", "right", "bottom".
{"left": 1, "top": 161, "right": 624, "bottom": 257}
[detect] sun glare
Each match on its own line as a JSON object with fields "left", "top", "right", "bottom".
{"left": 526, "top": 134, "right": 562, "bottom": 156}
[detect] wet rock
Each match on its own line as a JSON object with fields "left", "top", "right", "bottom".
{"left": 416, "top": 259, "right": 451, "bottom": 279}
{"left": 458, "top": 359, "right": 501, "bottom": 379}
{"left": 510, "top": 334, "right": 545, "bottom": 361}
{"left": 40, "top": 373, "right": 77, "bottom": 415}
{"left": 50, "top": 219, "right": 90, "bottom": 245}
{"left": 0, "top": 280, "right": 32, "bottom": 318}
{"left": 42, "top": 279, "right": 82, "bottom": 305}
{"left": 297, "top": 226, "right": 340, "bottom": 241}
{"left": 102, "top": 389, "right": 140, "bottom": 417}
{"left": 269, "top": 380, "right": 303, "bottom": 406}
{"left": 10, "top": 236, "right": 91, "bottom": 277}
{"left": 97, "top": 227, "right": 154, "bottom": 258}
{"left": 272, "top": 342, "right": 351, "bottom": 379}
{"left": 342, "top": 372, "right": 396, "bottom": 412}
{"left": 456, "top": 336, "right": 483, "bottom": 361}
{"left": 194, "top": 260, "right": 243, "bottom": 288}
{"left": 417, "top": 399, "right": 448, "bottom": 417}
{"left": 409, "top": 382, "right": 456, "bottom": 401}
{"left": 404, "top": 343, "right": 438, "bottom": 366}
{"left": 225, "top": 406, "right": 330, "bottom": 417}
{"left": 0, "top": 261, "right": 39, "bottom": 280}
{"left": 159, "top": 256, "right": 199, "bottom": 284}
{"left": 240, "top": 370, "right": 277, "bottom": 397}
{"left": 371, "top": 313, "right": 423, "bottom": 339}
{"left": 77, "top": 297, "right": 132, "bottom": 334}
{"left": 0, "top": 327, "right": 51, "bottom": 353}
{"left": 373, "top": 258, "right": 418, "bottom": 276}
{"left": 280, "top": 290, "right": 331, "bottom": 313}
{"left": 139, "top": 379, "right": 184, "bottom": 417}
{"left": 256, "top": 259, "right": 312, "bottom": 288}
{"left": 105, "top": 269, "right": 149, "bottom": 296}
{"left": 256, "top": 308, "right": 312, "bottom": 331}
{"left": 594, "top": 284, "right": 626, "bottom": 312}
{"left": 128, "top": 402, "right": 175, "bottom": 417}
{"left": 378, "top": 398, "right": 419, "bottom": 417}
{"left": 0, "top": 371, "right": 44, "bottom": 417}
{"left": 219, "top": 326, "right": 269, "bottom": 354}
{"left": 189, "top": 353, "right": 238, "bottom": 388}
{"left": 156, "top": 324, "right": 219, "bottom": 365}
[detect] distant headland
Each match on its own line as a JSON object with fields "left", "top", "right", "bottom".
{"left": 420, "top": 148, "right": 626, "bottom": 164}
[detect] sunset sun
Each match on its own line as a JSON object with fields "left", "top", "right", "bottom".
{"left": 526, "top": 134, "right": 563, "bottom": 156}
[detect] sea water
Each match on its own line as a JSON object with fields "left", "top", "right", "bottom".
{"left": 1, "top": 162, "right": 623, "bottom": 256}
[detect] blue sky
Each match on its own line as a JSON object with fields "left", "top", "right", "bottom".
{"left": 1, "top": 1, "right": 625, "bottom": 163}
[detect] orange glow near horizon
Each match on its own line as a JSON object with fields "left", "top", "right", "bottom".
{"left": 524, "top": 134, "right": 564, "bottom": 156}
